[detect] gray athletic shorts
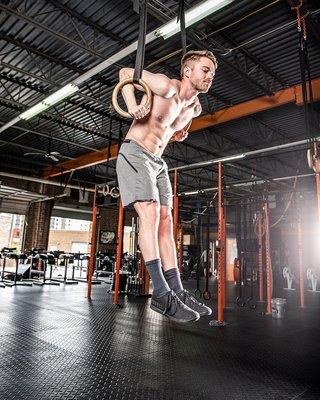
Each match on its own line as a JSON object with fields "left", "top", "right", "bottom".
{"left": 116, "top": 139, "right": 172, "bottom": 208}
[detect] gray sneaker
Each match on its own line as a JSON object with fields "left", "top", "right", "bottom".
{"left": 151, "top": 290, "right": 200, "bottom": 323}
{"left": 177, "top": 290, "right": 212, "bottom": 316}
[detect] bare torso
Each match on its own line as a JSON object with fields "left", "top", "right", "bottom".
{"left": 126, "top": 79, "right": 200, "bottom": 156}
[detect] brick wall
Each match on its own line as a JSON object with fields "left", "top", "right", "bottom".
{"left": 48, "top": 230, "right": 91, "bottom": 253}
{"left": 24, "top": 200, "right": 54, "bottom": 251}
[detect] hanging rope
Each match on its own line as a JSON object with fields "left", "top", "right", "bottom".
{"left": 291, "top": 1, "right": 303, "bottom": 35}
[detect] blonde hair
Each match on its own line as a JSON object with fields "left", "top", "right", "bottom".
{"left": 180, "top": 50, "right": 218, "bottom": 78}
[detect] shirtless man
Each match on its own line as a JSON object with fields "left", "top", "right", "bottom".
{"left": 116, "top": 50, "right": 217, "bottom": 322}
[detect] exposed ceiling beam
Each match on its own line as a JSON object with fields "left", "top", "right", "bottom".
{"left": 43, "top": 145, "right": 120, "bottom": 178}
{"left": 43, "top": 77, "right": 320, "bottom": 178}
{"left": 190, "top": 77, "right": 320, "bottom": 132}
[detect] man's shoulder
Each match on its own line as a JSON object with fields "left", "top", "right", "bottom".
{"left": 168, "top": 79, "right": 181, "bottom": 94}
{"left": 170, "top": 78, "right": 181, "bottom": 87}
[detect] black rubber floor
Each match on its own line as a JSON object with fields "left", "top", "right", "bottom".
{"left": 1, "top": 280, "right": 320, "bottom": 400}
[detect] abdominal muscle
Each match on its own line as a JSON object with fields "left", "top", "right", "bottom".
{"left": 126, "top": 121, "right": 174, "bottom": 156}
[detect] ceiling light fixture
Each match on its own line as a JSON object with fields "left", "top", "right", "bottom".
{"left": 155, "top": 0, "right": 234, "bottom": 39}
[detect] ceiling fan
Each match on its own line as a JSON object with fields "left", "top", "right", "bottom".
{"left": 23, "top": 150, "right": 61, "bottom": 163}
{"left": 24, "top": 136, "right": 61, "bottom": 163}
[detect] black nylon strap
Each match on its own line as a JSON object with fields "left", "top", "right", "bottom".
{"left": 133, "top": 0, "right": 148, "bottom": 84}
{"left": 177, "top": 0, "right": 187, "bottom": 56}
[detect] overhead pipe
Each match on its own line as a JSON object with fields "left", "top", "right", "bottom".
{"left": 171, "top": 136, "right": 320, "bottom": 173}
{"left": 180, "top": 173, "right": 314, "bottom": 196}
{"left": 0, "top": 171, "right": 116, "bottom": 193}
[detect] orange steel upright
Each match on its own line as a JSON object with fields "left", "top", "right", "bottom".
{"left": 263, "top": 203, "right": 272, "bottom": 315}
{"left": 173, "top": 169, "right": 179, "bottom": 245}
{"left": 87, "top": 185, "right": 98, "bottom": 300}
{"left": 178, "top": 224, "right": 183, "bottom": 275}
{"left": 222, "top": 205, "right": 227, "bottom": 308}
{"left": 209, "top": 162, "right": 227, "bottom": 327}
{"left": 316, "top": 174, "right": 320, "bottom": 222}
{"left": 113, "top": 200, "right": 124, "bottom": 305}
{"left": 297, "top": 212, "right": 305, "bottom": 308}
{"left": 257, "top": 212, "right": 264, "bottom": 302}
{"left": 217, "top": 162, "right": 224, "bottom": 322}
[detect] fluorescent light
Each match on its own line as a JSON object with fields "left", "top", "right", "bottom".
{"left": 19, "top": 83, "right": 79, "bottom": 121}
{"left": 20, "top": 103, "right": 49, "bottom": 121}
{"left": 215, "top": 154, "right": 245, "bottom": 163}
{"left": 155, "top": 0, "right": 234, "bottom": 39}
{"left": 43, "top": 83, "right": 79, "bottom": 106}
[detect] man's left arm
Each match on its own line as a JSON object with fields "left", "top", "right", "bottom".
{"left": 171, "top": 103, "right": 202, "bottom": 142}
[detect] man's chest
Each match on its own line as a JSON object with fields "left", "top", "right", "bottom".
{"left": 152, "top": 95, "right": 196, "bottom": 126}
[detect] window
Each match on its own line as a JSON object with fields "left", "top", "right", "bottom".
{"left": 0, "top": 213, "right": 25, "bottom": 251}
{"left": 48, "top": 217, "right": 91, "bottom": 253}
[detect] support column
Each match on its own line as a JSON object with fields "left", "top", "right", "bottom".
{"left": 23, "top": 200, "right": 54, "bottom": 251}
{"left": 177, "top": 224, "right": 183, "bottom": 275}
{"left": 222, "top": 204, "right": 227, "bottom": 308}
{"left": 87, "top": 186, "right": 98, "bottom": 300}
{"left": 257, "top": 212, "right": 264, "bottom": 302}
{"left": 113, "top": 201, "right": 124, "bottom": 305}
{"left": 210, "top": 162, "right": 227, "bottom": 327}
{"left": 264, "top": 202, "right": 272, "bottom": 315}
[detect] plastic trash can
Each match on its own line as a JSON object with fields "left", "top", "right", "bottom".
{"left": 271, "top": 298, "right": 286, "bottom": 319}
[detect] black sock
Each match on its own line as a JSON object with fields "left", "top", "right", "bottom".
{"left": 163, "top": 268, "right": 184, "bottom": 294}
{"left": 145, "top": 259, "right": 170, "bottom": 298}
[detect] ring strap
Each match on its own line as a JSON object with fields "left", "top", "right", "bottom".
{"left": 178, "top": 0, "right": 187, "bottom": 56}
{"left": 133, "top": 0, "right": 148, "bottom": 84}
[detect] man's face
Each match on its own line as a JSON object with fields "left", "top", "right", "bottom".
{"left": 186, "top": 57, "right": 215, "bottom": 93}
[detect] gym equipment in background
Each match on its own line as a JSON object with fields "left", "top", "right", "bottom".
{"left": 306, "top": 268, "right": 320, "bottom": 293}
{"left": 282, "top": 267, "right": 296, "bottom": 291}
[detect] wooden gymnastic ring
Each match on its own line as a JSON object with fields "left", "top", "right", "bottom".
{"left": 112, "top": 78, "right": 152, "bottom": 119}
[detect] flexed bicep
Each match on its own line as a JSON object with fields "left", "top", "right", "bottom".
{"left": 120, "top": 68, "right": 176, "bottom": 98}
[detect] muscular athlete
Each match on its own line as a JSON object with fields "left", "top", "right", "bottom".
{"left": 116, "top": 50, "right": 217, "bottom": 322}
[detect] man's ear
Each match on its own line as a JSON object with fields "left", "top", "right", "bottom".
{"left": 184, "top": 66, "right": 191, "bottom": 78}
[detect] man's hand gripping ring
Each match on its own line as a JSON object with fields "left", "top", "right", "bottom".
{"left": 112, "top": 78, "right": 152, "bottom": 118}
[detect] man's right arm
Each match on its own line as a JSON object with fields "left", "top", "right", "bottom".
{"left": 118, "top": 68, "right": 175, "bottom": 119}
{"left": 119, "top": 68, "right": 176, "bottom": 98}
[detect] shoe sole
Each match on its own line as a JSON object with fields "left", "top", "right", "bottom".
{"left": 150, "top": 304, "right": 200, "bottom": 323}
{"left": 199, "top": 307, "right": 212, "bottom": 317}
